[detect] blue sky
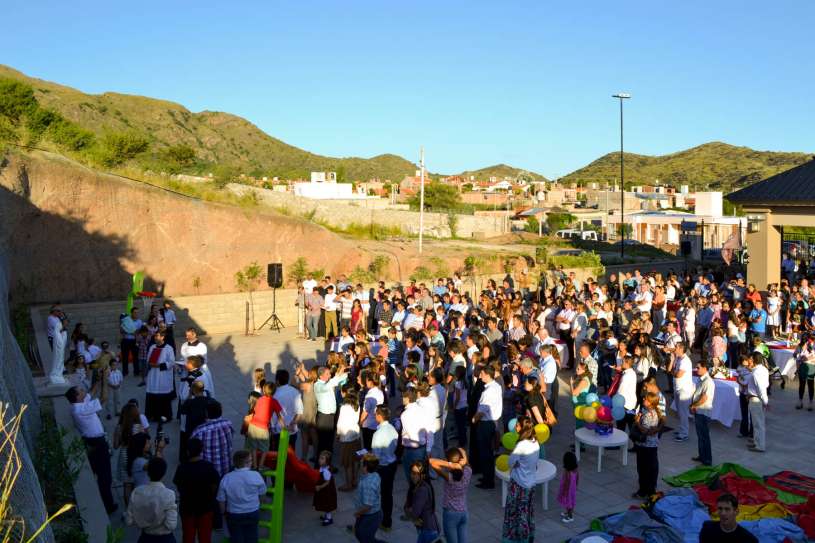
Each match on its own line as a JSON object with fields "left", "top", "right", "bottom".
{"left": 2, "top": 1, "right": 812, "bottom": 177}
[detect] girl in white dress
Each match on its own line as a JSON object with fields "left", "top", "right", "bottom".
{"left": 766, "top": 288, "right": 781, "bottom": 339}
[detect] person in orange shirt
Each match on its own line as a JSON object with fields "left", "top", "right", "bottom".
{"left": 244, "top": 383, "right": 283, "bottom": 469}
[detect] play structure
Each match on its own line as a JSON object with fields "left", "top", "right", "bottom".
{"left": 260, "top": 441, "right": 320, "bottom": 493}
{"left": 126, "top": 271, "right": 156, "bottom": 315}
{"left": 568, "top": 462, "right": 815, "bottom": 542}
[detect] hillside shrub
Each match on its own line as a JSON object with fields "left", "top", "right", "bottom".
{"left": 410, "top": 266, "right": 434, "bottom": 281}
{"left": 0, "top": 78, "right": 37, "bottom": 123}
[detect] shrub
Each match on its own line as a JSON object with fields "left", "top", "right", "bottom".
{"left": 410, "top": 265, "right": 434, "bottom": 281}
{"left": 429, "top": 256, "right": 449, "bottom": 278}
{"left": 0, "top": 78, "right": 37, "bottom": 123}
{"left": 49, "top": 118, "right": 94, "bottom": 151}
{"left": 93, "top": 132, "right": 150, "bottom": 166}
{"left": 368, "top": 255, "right": 390, "bottom": 277}
{"left": 524, "top": 216, "right": 540, "bottom": 234}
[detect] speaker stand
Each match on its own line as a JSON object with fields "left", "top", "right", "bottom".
{"left": 257, "top": 288, "right": 284, "bottom": 333}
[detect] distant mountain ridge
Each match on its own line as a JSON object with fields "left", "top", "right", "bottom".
{"left": 561, "top": 142, "right": 811, "bottom": 191}
{"left": 0, "top": 65, "right": 422, "bottom": 181}
{"left": 458, "top": 163, "right": 548, "bottom": 182}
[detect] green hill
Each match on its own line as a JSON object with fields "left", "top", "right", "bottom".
{"left": 0, "top": 64, "right": 421, "bottom": 182}
{"left": 562, "top": 142, "right": 811, "bottom": 191}
{"left": 458, "top": 163, "right": 548, "bottom": 182}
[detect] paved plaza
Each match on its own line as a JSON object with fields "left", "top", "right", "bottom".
{"left": 107, "top": 328, "right": 815, "bottom": 543}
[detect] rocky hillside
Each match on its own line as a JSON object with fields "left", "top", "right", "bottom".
{"left": 0, "top": 65, "right": 420, "bottom": 182}
{"left": 562, "top": 142, "right": 811, "bottom": 191}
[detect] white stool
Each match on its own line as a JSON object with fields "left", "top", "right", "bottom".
{"left": 495, "top": 459, "right": 557, "bottom": 510}
{"left": 574, "top": 427, "right": 629, "bottom": 472}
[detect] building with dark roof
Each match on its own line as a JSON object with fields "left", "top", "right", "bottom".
{"left": 727, "top": 157, "right": 815, "bottom": 288}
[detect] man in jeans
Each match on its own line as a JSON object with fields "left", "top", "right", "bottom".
{"left": 691, "top": 360, "right": 715, "bottom": 466}
{"left": 371, "top": 406, "right": 398, "bottom": 531}
{"left": 670, "top": 343, "right": 694, "bottom": 442}
{"left": 353, "top": 454, "right": 383, "bottom": 543}
{"left": 217, "top": 450, "right": 266, "bottom": 543}
{"left": 306, "top": 290, "right": 323, "bottom": 341}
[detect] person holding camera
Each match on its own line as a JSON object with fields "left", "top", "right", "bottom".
{"left": 128, "top": 431, "right": 167, "bottom": 489}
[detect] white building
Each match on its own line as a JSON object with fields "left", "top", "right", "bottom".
{"left": 294, "top": 171, "right": 367, "bottom": 199}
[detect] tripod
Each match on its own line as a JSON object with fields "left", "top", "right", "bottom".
{"left": 257, "top": 287, "right": 284, "bottom": 333}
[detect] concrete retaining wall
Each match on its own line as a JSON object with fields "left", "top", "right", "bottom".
{"left": 228, "top": 184, "right": 508, "bottom": 239}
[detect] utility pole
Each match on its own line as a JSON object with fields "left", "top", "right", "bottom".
{"left": 612, "top": 93, "right": 631, "bottom": 258}
{"left": 418, "top": 146, "right": 425, "bottom": 254}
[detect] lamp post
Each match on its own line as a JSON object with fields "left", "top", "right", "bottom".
{"left": 612, "top": 93, "right": 630, "bottom": 258}
{"left": 418, "top": 146, "right": 425, "bottom": 254}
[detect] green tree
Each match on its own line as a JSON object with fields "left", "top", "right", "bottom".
{"left": 288, "top": 257, "right": 310, "bottom": 287}
{"left": 408, "top": 181, "right": 461, "bottom": 211}
{"left": 546, "top": 212, "right": 576, "bottom": 232}
{"left": 235, "top": 262, "right": 264, "bottom": 334}
{"left": 0, "top": 78, "right": 37, "bottom": 123}
{"left": 524, "top": 216, "right": 540, "bottom": 234}
{"left": 212, "top": 164, "right": 240, "bottom": 188}
{"left": 164, "top": 144, "right": 196, "bottom": 166}
{"left": 94, "top": 132, "right": 150, "bottom": 166}
{"left": 336, "top": 164, "right": 347, "bottom": 183}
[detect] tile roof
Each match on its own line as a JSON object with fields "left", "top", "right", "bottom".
{"left": 727, "top": 158, "right": 815, "bottom": 205}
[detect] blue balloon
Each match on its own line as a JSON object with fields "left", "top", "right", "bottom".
{"left": 585, "top": 393, "right": 599, "bottom": 405}
{"left": 600, "top": 396, "right": 613, "bottom": 408}
{"left": 508, "top": 418, "right": 518, "bottom": 432}
{"left": 612, "top": 394, "right": 625, "bottom": 408}
{"left": 611, "top": 406, "right": 625, "bottom": 421}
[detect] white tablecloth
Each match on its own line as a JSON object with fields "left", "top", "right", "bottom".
{"left": 672, "top": 377, "right": 741, "bottom": 428}
{"left": 767, "top": 341, "right": 797, "bottom": 377}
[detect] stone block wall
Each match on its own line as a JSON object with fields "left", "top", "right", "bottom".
{"left": 228, "top": 184, "right": 508, "bottom": 239}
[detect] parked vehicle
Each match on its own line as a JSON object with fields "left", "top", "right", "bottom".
{"left": 556, "top": 229, "right": 598, "bottom": 241}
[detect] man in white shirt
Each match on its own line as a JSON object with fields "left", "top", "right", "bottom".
{"left": 746, "top": 359, "right": 769, "bottom": 453}
{"left": 120, "top": 307, "right": 143, "bottom": 376}
{"left": 321, "top": 285, "right": 339, "bottom": 339}
{"left": 472, "top": 366, "right": 502, "bottom": 489}
{"left": 400, "top": 388, "right": 429, "bottom": 482}
{"left": 670, "top": 342, "right": 694, "bottom": 441}
{"left": 359, "top": 372, "right": 385, "bottom": 450}
{"left": 66, "top": 386, "right": 117, "bottom": 513}
{"left": 126, "top": 457, "right": 177, "bottom": 538}
{"left": 635, "top": 283, "right": 653, "bottom": 315}
{"left": 217, "top": 450, "right": 267, "bottom": 541}
{"left": 372, "top": 406, "right": 398, "bottom": 530}
{"left": 160, "top": 300, "right": 178, "bottom": 353}
{"left": 272, "top": 368, "right": 304, "bottom": 450}
{"left": 691, "top": 360, "right": 715, "bottom": 465}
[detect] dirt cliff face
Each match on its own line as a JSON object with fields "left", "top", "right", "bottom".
{"left": 0, "top": 149, "right": 366, "bottom": 303}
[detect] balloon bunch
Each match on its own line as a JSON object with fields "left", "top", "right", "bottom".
{"left": 495, "top": 417, "right": 551, "bottom": 472}
{"left": 573, "top": 392, "right": 627, "bottom": 435}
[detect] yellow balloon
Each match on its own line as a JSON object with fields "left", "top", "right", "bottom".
{"left": 591, "top": 401, "right": 601, "bottom": 409}
{"left": 534, "top": 423, "right": 551, "bottom": 444}
{"left": 582, "top": 406, "right": 597, "bottom": 423}
{"left": 495, "top": 454, "right": 510, "bottom": 472}
{"left": 574, "top": 406, "right": 584, "bottom": 420}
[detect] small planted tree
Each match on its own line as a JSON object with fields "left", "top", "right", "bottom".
{"left": 235, "top": 262, "right": 264, "bottom": 334}
{"left": 288, "top": 257, "right": 310, "bottom": 287}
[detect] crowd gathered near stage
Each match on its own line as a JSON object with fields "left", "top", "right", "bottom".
{"left": 53, "top": 253, "right": 815, "bottom": 543}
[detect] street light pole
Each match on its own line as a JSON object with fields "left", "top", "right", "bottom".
{"left": 612, "top": 93, "right": 630, "bottom": 258}
{"left": 418, "top": 146, "right": 425, "bottom": 254}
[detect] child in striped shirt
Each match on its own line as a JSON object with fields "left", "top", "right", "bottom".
{"left": 107, "top": 360, "right": 123, "bottom": 419}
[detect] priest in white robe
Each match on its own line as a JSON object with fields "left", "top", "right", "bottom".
{"left": 144, "top": 331, "right": 176, "bottom": 421}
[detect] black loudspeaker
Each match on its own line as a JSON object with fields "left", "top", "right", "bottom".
{"left": 680, "top": 241, "right": 691, "bottom": 257}
{"left": 267, "top": 263, "right": 283, "bottom": 288}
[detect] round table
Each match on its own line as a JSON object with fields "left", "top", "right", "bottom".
{"left": 767, "top": 341, "right": 797, "bottom": 378}
{"left": 574, "top": 428, "right": 629, "bottom": 472}
{"left": 495, "top": 459, "right": 557, "bottom": 510}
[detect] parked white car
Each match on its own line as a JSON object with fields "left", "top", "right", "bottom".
{"left": 556, "top": 229, "right": 598, "bottom": 241}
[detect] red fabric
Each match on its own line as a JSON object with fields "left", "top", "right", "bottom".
{"left": 766, "top": 471, "right": 815, "bottom": 498}
{"left": 694, "top": 473, "right": 779, "bottom": 510}
{"left": 612, "top": 537, "right": 643, "bottom": 543}
{"left": 261, "top": 447, "right": 320, "bottom": 492}
{"left": 790, "top": 496, "right": 815, "bottom": 539}
{"left": 250, "top": 396, "right": 283, "bottom": 429}
{"left": 181, "top": 512, "right": 213, "bottom": 543}
{"left": 147, "top": 347, "right": 162, "bottom": 367}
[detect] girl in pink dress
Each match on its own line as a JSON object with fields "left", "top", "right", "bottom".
{"left": 557, "top": 451, "right": 579, "bottom": 523}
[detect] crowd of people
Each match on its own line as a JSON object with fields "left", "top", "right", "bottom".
{"left": 58, "top": 258, "right": 815, "bottom": 543}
